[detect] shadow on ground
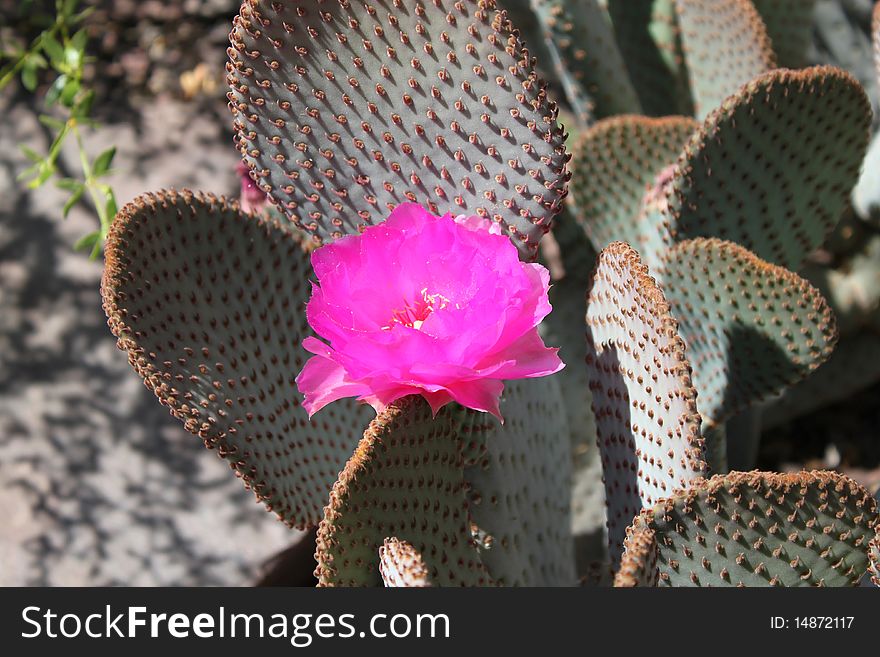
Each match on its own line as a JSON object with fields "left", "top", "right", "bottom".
{"left": 0, "top": 83, "right": 299, "bottom": 585}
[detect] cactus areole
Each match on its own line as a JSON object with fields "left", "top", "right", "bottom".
{"left": 295, "top": 203, "right": 564, "bottom": 421}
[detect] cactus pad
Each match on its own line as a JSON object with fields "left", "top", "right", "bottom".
{"left": 101, "top": 190, "right": 372, "bottom": 529}
{"left": 227, "top": 0, "right": 570, "bottom": 260}
{"left": 869, "top": 531, "right": 879, "bottom": 587}
{"left": 674, "top": 0, "right": 775, "bottom": 119}
{"left": 852, "top": 3, "right": 880, "bottom": 224}
{"left": 761, "top": 332, "right": 880, "bottom": 430}
{"left": 605, "top": 0, "right": 692, "bottom": 117}
{"left": 665, "top": 66, "right": 872, "bottom": 272}
{"left": 315, "top": 397, "right": 492, "bottom": 586}
{"left": 569, "top": 115, "right": 697, "bottom": 257}
{"left": 614, "top": 525, "right": 660, "bottom": 587}
{"left": 659, "top": 238, "right": 838, "bottom": 428}
{"left": 585, "top": 241, "right": 706, "bottom": 563}
{"left": 379, "top": 538, "right": 432, "bottom": 587}
{"left": 750, "top": 0, "right": 817, "bottom": 68}
{"left": 874, "top": 0, "right": 880, "bottom": 82}
{"left": 530, "top": 0, "right": 641, "bottom": 121}
{"left": 464, "top": 376, "right": 576, "bottom": 585}
{"left": 631, "top": 470, "right": 879, "bottom": 587}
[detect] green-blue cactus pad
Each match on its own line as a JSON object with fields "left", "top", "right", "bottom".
{"left": 498, "top": 1, "right": 557, "bottom": 95}
{"left": 614, "top": 525, "right": 660, "bottom": 587}
{"left": 852, "top": 3, "right": 880, "bottom": 224}
{"left": 659, "top": 238, "right": 838, "bottom": 428}
{"left": 101, "top": 190, "right": 372, "bottom": 528}
{"left": 379, "top": 538, "right": 433, "bottom": 587}
{"left": 869, "top": 531, "right": 879, "bottom": 587}
{"left": 606, "top": 0, "right": 693, "bottom": 116}
{"left": 751, "top": 0, "right": 818, "bottom": 68}
{"left": 875, "top": 0, "right": 880, "bottom": 79}
{"left": 569, "top": 115, "right": 697, "bottom": 258}
{"left": 315, "top": 397, "right": 492, "bottom": 586}
{"left": 530, "top": 0, "right": 641, "bottom": 122}
{"left": 585, "top": 241, "right": 706, "bottom": 564}
{"left": 674, "top": 0, "right": 775, "bottom": 119}
{"left": 464, "top": 376, "right": 576, "bottom": 585}
{"left": 227, "top": 0, "right": 570, "bottom": 261}
{"left": 761, "top": 331, "right": 880, "bottom": 430}
{"left": 665, "top": 66, "right": 872, "bottom": 272}
{"left": 631, "top": 470, "right": 879, "bottom": 587}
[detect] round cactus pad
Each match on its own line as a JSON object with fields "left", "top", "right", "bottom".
{"left": 227, "top": 0, "right": 570, "bottom": 260}
{"left": 101, "top": 190, "right": 373, "bottom": 528}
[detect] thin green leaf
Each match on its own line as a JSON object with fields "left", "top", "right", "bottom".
{"left": 91, "top": 147, "right": 115, "bottom": 177}
{"left": 21, "top": 63, "right": 38, "bottom": 91}
{"left": 72, "top": 89, "right": 95, "bottom": 118}
{"left": 59, "top": 77, "right": 80, "bottom": 107}
{"left": 62, "top": 0, "right": 81, "bottom": 21}
{"left": 70, "top": 29, "right": 87, "bottom": 54}
{"left": 73, "top": 229, "right": 100, "bottom": 252}
{"left": 45, "top": 73, "right": 67, "bottom": 106}
{"left": 27, "top": 161, "right": 55, "bottom": 188}
{"left": 20, "top": 145, "right": 43, "bottom": 163}
{"left": 46, "top": 123, "right": 69, "bottom": 161}
{"left": 62, "top": 186, "right": 84, "bottom": 217}
{"left": 42, "top": 34, "right": 65, "bottom": 66}
{"left": 55, "top": 177, "right": 82, "bottom": 192}
{"left": 17, "top": 161, "right": 41, "bottom": 182}
{"left": 38, "top": 114, "right": 66, "bottom": 131}
{"left": 103, "top": 188, "right": 117, "bottom": 224}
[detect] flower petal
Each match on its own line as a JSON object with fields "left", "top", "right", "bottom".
{"left": 296, "top": 349, "right": 374, "bottom": 417}
{"left": 482, "top": 329, "right": 566, "bottom": 380}
{"left": 446, "top": 379, "right": 505, "bottom": 422}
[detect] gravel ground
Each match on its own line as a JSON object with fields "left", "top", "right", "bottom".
{"left": 0, "top": 81, "right": 300, "bottom": 585}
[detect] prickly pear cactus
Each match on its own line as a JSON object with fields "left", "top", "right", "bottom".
{"left": 538, "top": 216, "right": 602, "bottom": 539}
{"left": 761, "top": 332, "right": 880, "bottom": 430}
{"left": 585, "top": 241, "right": 706, "bottom": 563}
{"left": 227, "top": 0, "right": 570, "bottom": 260}
{"left": 629, "top": 471, "right": 879, "bottom": 587}
{"left": 659, "top": 238, "right": 838, "bottom": 428}
{"left": 569, "top": 115, "right": 697, "bottom": 259}
{"left": 97, "top": 0, "right": 880, "bottom": 589}
{"left": 530, "top": 0, "right": 641, "bottom": 122}
{"left": 604, "top": 0, "right": 692, "bottom": 116}
{"left": 315, "top": 397, "right": 492, "bottom": 587}
{"left": 614, "top": 525, "right": 660, "bottom": 587}
{"left": 674, "top": 0, "right": 775, "bottom": 119}
{"left": 101, "top": 190, "right": 372, "bottom": 528}
{"left": 750, "top": 0, "right": 817, "bottom": 68}
{"left": 379, "top": 538, "right": 432, "bottom": 587}
{"left": 571, "top": 66, "right": 871, "bottom": 273}
{"left": 665, "top": 66, "right": 871, "bottom": 272}
{"left": 463, "top": 376, "right": 576, "bottom": 586}
{"left": 869, "top": 531, "right": 880, "bottom": 587}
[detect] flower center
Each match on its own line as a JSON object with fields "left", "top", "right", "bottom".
{"left": 385, "top": 287, "right": 450, "bottom": 330}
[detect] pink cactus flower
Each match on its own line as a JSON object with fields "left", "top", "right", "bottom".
{"left": 237, "top": 161, "right": 267, "bottom": 213}
{"left": 295, "top": 203, "right": 564, "bottom": 421}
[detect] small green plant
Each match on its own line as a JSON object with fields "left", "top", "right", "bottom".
{"left": 1, "top": 0, "right": 118, "bottom": 258}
